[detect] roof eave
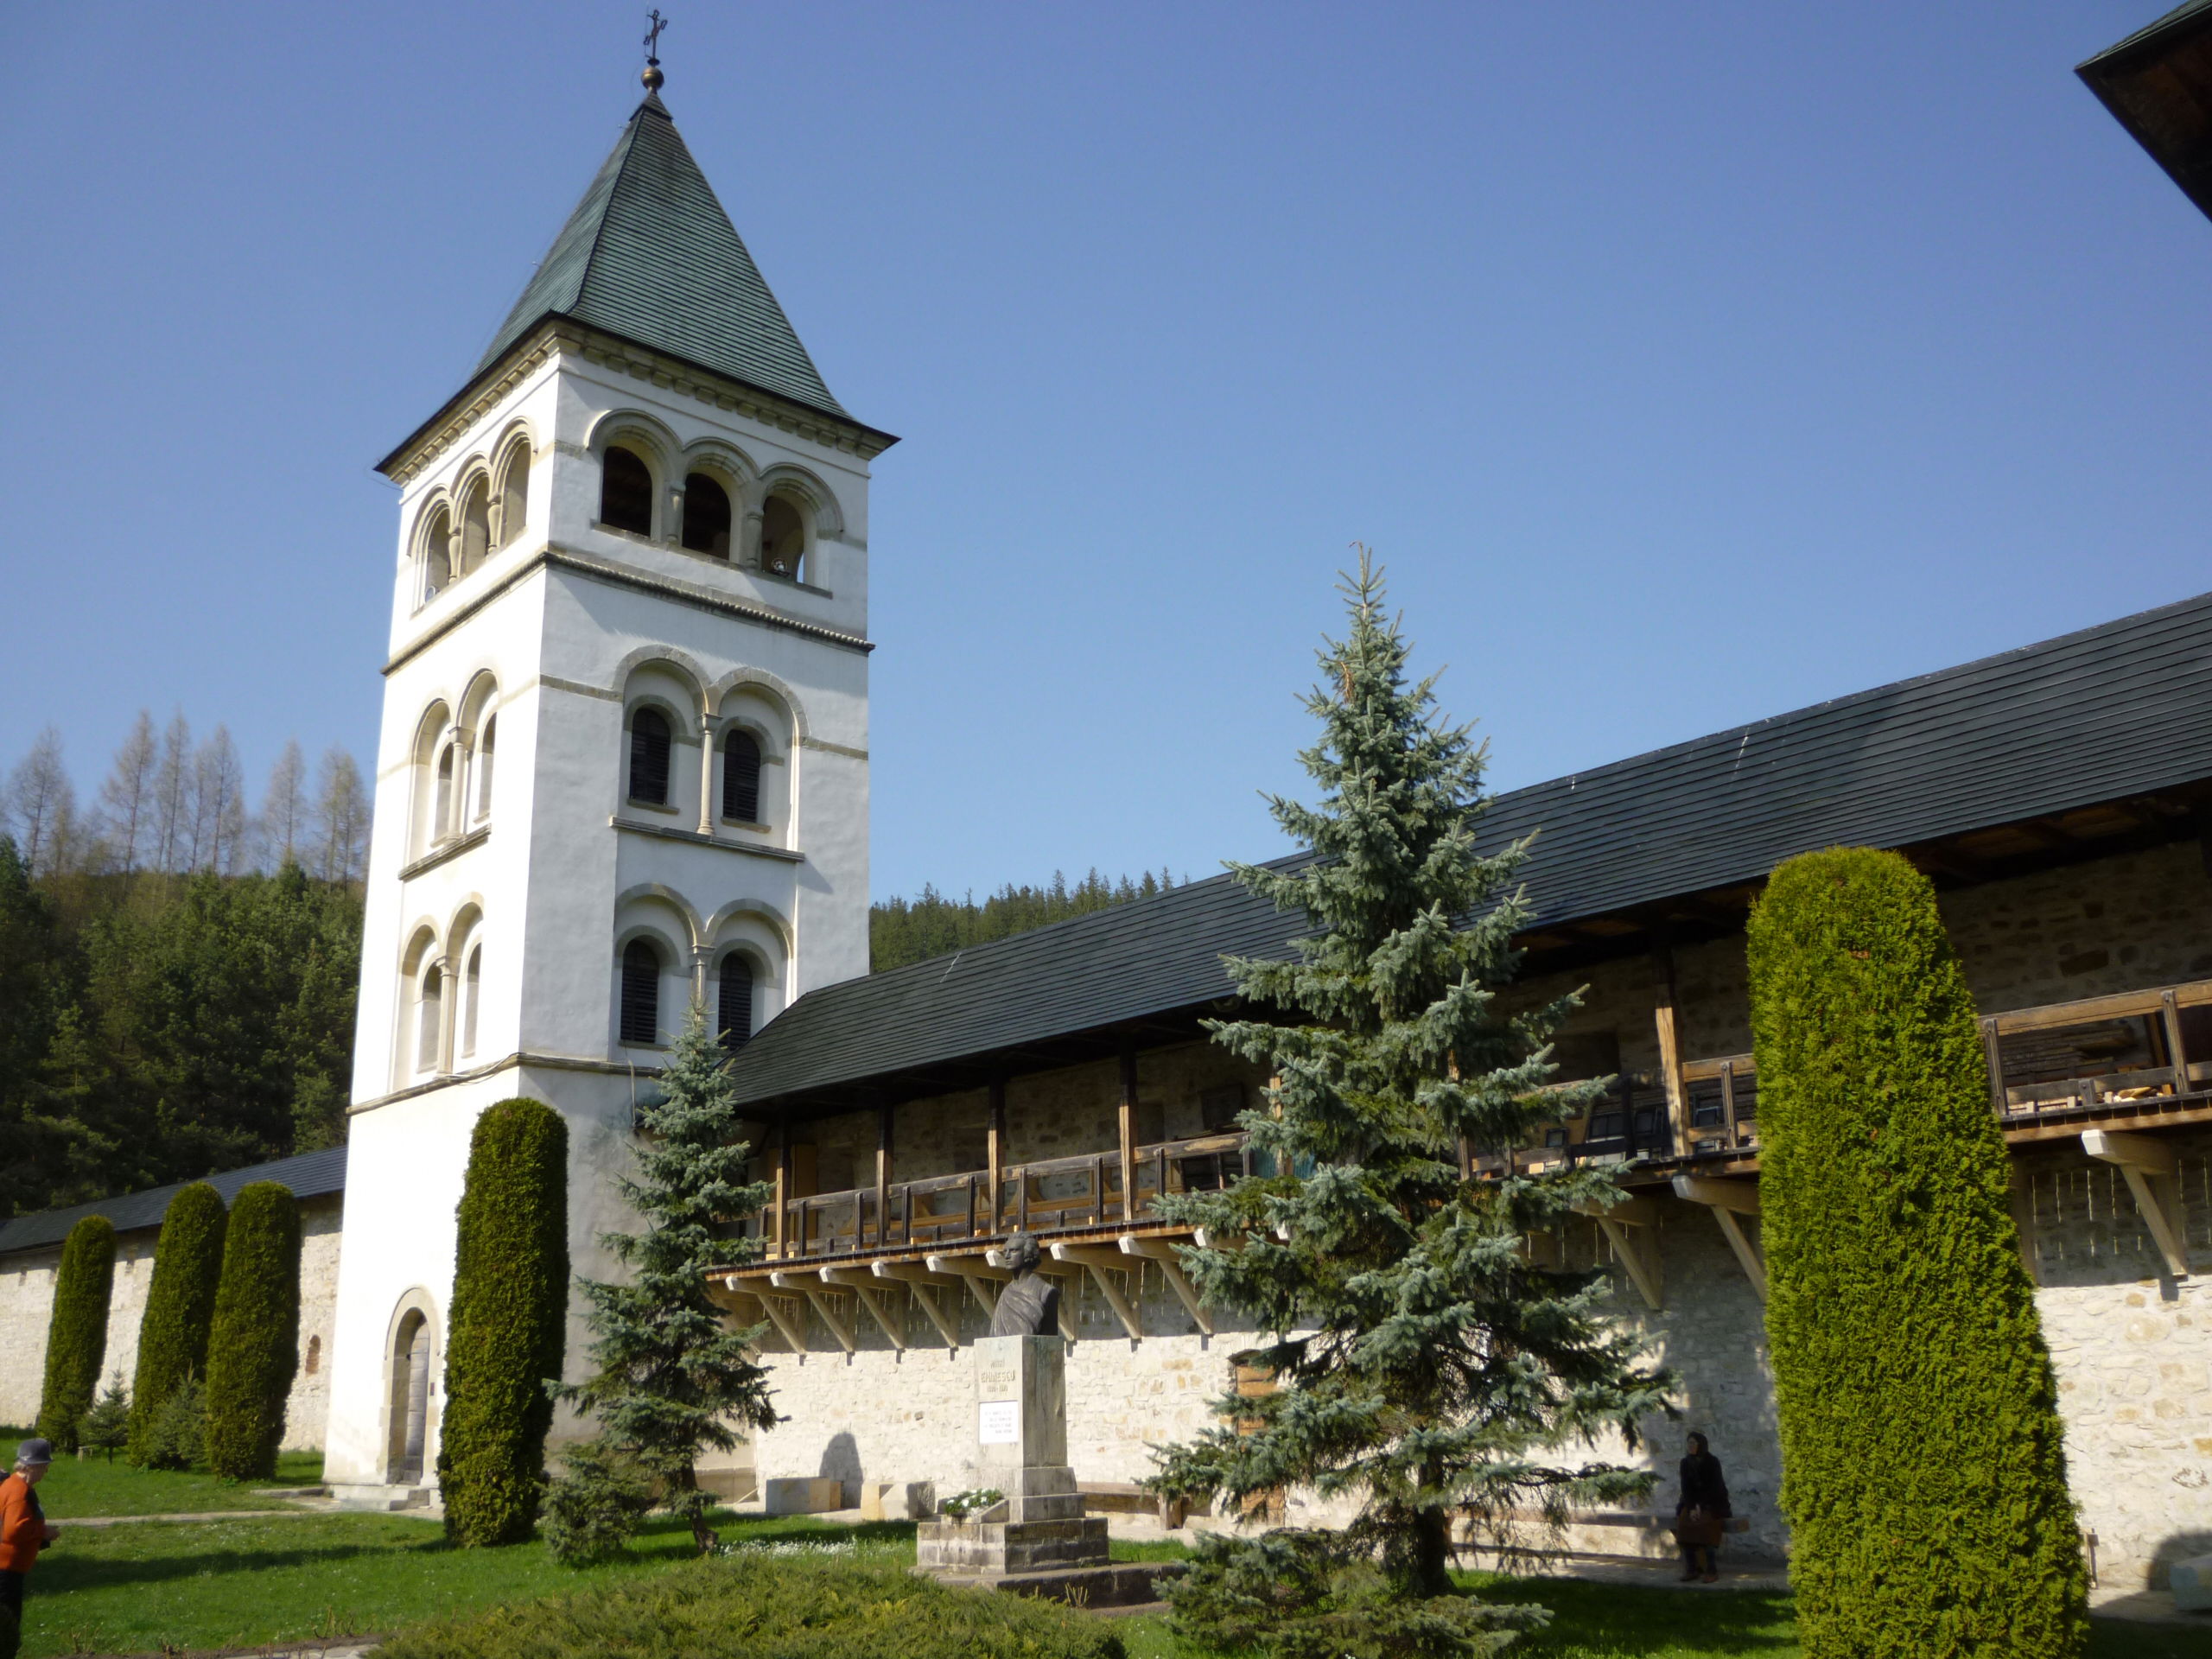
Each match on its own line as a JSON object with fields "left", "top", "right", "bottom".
{"left": 2077, "top": 1, "right": 2212, "bottom": 222}
{"left": 375, "top": 315, "right": 899, "bottom": 484}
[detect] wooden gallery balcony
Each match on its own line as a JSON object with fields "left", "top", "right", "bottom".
{"left": 1538, "top": 976, "right": 2212, "bottom": 1312}
{"left": 713, "top": 1129, "right": 1252, "bottom": 1354}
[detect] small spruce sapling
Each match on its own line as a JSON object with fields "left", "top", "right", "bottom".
{"left": 1148, "top": 552, "right": 1675, "bottom": 1655}
{"left": 548, "top": 1000, "right": 776, "bottom": 1560}
{"left": 79, "top": 1375, "right": 130, "bottom": 1463}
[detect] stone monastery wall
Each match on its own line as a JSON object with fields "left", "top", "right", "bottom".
{"left": 0, "top": 1193, "right": 344, "bottom": 1451}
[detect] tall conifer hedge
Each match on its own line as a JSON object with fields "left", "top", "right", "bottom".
{"left": 203, "top": 1181, "right": 302, "bottom": 1480}
{"left": 439, "top": 1097, "right": 571, "bottom": 1546}
{"left": 36, "top": 1215, "right": 117, "bottom": 1451}
{"left": 127, "top": 1181, "right": 228, "bottom": 1465}
{"left": 1748, "top": 848, "right": 2086, "bottom": 1658}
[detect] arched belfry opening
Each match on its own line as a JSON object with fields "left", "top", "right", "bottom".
{"left": 682, "top": 473, "right": 731, "bottom": 556}
{"left": 601, "top": 446, "right": 654, "bottom": 536}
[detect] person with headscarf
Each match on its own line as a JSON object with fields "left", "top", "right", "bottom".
{"left": 0, "top": 1439, "right": 59, "bottom": 1658}
{"left": 1675, "top": 1431, "right": 1730, "bottom": 1583}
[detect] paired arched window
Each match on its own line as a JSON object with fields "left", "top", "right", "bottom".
{"left": 458, "top": 477, "right": 491, "bottom": 575}
{"left": 620, "top": 939, "right": 661, "bottom": 1046}
{"left": 498, "top": 443, "right": 531, "bottom": 546}
{"left": 601, "top": 446, "right": 654, "bottom": 536}
{"left": 682, "top": 474, "right": 732, "bottom": 556}
{"left": 461, "top": 944, "right": 482, "bottom": 1058}
{"left": 416, "top": 964, "right": 443, "bottom": 1072}
{"left": 423, "top": 507, "right": 453, "bottom": 603}
{"left": 474, "top": 716, "right": 496, "bottom": 822}
{"left": 719, "top": 955, "right": 754, "bottom": 1052}
{"left": 760, "top": 495, "right": 804, "bottom": 579}
{"left": 628, "top": 709, "right": 671, "bottom": 805}
{"left": 434, "top": 745, "right": 456, "bottom": 837}
{"left": 722, "top": 729, "right": 761, "bottom": 823}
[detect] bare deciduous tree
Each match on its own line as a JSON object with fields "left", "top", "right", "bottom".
{"left": 152, "top": 712, "right": 194, "bottom": 873}
{"left": 99, "top": 710, "right": 159, "bottom": 874}
{"left": 312, "top": 747, "right": 372, "bottom": 884}
{"left": 5, "top": 726, "right": 77, "bottom": 877}
{"left": 259, "top": 739, "right": 307, "bottom": 870}
{"left": 194, "top": 727, "right": 249, "bottom": 875}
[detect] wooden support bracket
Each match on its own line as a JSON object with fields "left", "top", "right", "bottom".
{"left": 1573, "top": 1197, "right": 1662, "bottom": 1310}
{"left": 1052, "top": 1243, "right": 1145, "bottom": 1339}
{"left": 2084, "top": 1129, "right": 2192, "bottom": 1277}
{"left": 872, "top": 1261, "right": 964, "bottom": 1349}
{"left": 715, "top": 1281, "right": 805, "bottom": 1355}
{"left": 926, "top": 1251, "right": 1009, "bottom": 1319}
{"left": 771, "top": 1269, "right": 859, "bottom": 1354}
{"left": 1669, "top": 1177, "right": 1765, "bottom": 1302}
{"left": 1121, "top": 1234, "right": 1212, "bottom": 1333}
{"left": 819, "top": 1267, "right": 908, "bottom": 1351}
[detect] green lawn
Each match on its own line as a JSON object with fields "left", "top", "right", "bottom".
{"left": 16, "top": 1507, "right": 2205, "bottom": 1659}
{"left": 21, "top": 1510, "right": 907, "bottom": 1658}
{"left": 29, "top": 1447, "right": 325, "bottom": 1516}
{"left": 1115, "top": 1571, "right": 2206, "bottom": 1659}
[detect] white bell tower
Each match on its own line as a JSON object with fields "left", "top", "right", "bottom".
{"left": 321, "top": 76, "right": 893, "bottom": 1499}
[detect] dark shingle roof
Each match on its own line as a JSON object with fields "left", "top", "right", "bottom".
{"left": 0, "top": 1147, "right": 347, "bottom": 1259}
{"left": 729, "top": 587, "right": 2212, "bottom": 1106}
{"left": 478, "top": 94, "right": 849, "bottom": 423}
{"left": 2077, "top": 0, "right": 2212, "bottom": 223}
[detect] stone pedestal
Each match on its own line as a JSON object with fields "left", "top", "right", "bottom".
{"left": 916, "top": 1335, "right": 1108, "bottom": 1574}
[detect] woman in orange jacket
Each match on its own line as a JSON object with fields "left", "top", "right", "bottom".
{"left": 0, "top": 1438, "right": 59, "bottom": 1659}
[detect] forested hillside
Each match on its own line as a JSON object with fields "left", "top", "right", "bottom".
{"left": 0, "top": 715, "right": 374, "bottom": 1220}
{"left": 0, "top": 842, "right": 362, "bottom": 1220}
{"left": 869, "top": 868, "right": 1179, "bottom": 971}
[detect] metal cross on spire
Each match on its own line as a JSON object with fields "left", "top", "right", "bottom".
{"left": 642, "top": 9, "right": 669, "bottom": 91}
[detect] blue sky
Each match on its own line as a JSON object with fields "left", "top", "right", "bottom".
{"left": 2, "top": 3, "right": 2206, "bottom": 901}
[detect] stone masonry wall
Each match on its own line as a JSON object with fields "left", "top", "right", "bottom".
{"left": 0, "top": 1193, "right": 345, "bottom": 1452}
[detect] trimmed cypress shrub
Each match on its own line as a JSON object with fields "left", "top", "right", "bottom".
{"left": 1748, "top": 848, "right": 2088, "bottom": 1658}
{"left": 440, "top": 1096, "right": 571, "bottom": 1546}
{"left": 36, "top": 1215, "right": 117, "bottom": 1451}
{"left": 127, "top": 1180, "right": 228, "bottom": 1465}
{"left": 203, "top": 1180, "right": 302, "bottom": 1480}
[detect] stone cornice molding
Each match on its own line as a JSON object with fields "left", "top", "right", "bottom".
{"left": 384, "top": 539, "right": 874, "bottom": 677}
{"left": 379, "top": 320, "right": 895, "bottom": 486}
{"left": 348, "top": 1048, "right": 667, "bottom": 1116}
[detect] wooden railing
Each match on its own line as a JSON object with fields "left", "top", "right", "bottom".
{"left": 1979, "top": 978, "right": 2212, "bottom": 1126}
{"left": 766, "top": 1130, "right": 1255, "bottom": 1263}
{"left": 1652, "top": 976, "right": 2212, "bottom": 1162}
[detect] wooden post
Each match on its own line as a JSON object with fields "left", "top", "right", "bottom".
{"left": 2162, "top": 989, "right": 2191, "bottom": 1096}
{"left": 876, "top": 1103, "right": 893, "bottom": 1251}
{"left": 1651, "top": 938, "right": 1688, "bottom": 1152}
{"left": 1980, "top": 1016, "right": 2006, "bottom": 1117}
{"left": 772, "top": 1119, "right": 790, "bottom": 1260}
{"left": 1119, "top": 1039, "right": 1140, "bottom": 1224}
{"left": 988, "top": 1077, "right": 1007, "bottom": 1233}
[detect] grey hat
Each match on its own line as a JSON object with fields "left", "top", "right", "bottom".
{"left": 16, "top": 1438, "right": 51, "bottom": 1467}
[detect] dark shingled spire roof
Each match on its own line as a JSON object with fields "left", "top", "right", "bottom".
{"left": 479, "top": 93, "right": 849, "bottom": 421}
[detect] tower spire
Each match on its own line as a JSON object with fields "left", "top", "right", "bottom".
{"left": 642, "top": 9, "right": 667, "bottom": 92}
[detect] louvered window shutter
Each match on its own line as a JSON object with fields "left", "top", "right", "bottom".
{"left": 723, "top": 730, "right": 761, "bottom": 823}
{"left": 629, "top": 709, "right": 671, "bottom": 804}
{"left": 719, "top": 957, "right": 753, "bottom": 1051}
{"left": 620, "top": 939, "right": 661, "bottom": 1045}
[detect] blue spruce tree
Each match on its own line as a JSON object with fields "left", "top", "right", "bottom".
{"left": 547, "top": 1001, "right": 774, "bottom": 1560}
{"left": 1151, "top": 552, "right": 1675, "bottom": 1656}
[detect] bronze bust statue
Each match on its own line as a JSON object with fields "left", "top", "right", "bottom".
{"left": 988, "top": 1230, "right": 1060, "bottom": 1338}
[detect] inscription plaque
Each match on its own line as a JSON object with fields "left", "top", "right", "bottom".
{"left": 977, "top": 1399, "right": 1020, "bottom": 1444}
